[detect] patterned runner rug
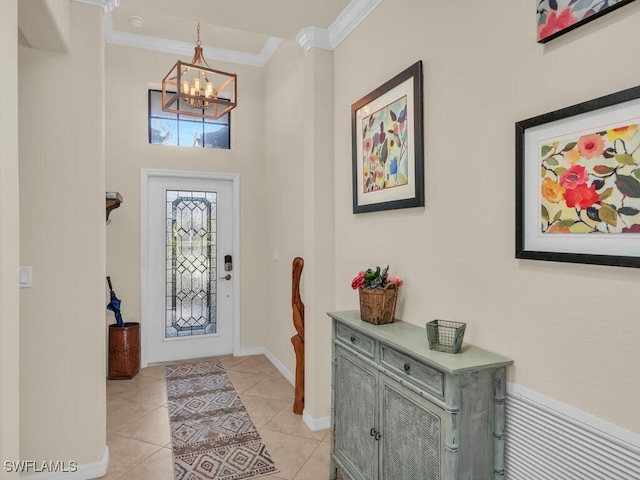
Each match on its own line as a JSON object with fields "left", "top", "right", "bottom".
{"left": 165, "top": 360, "right": 278, "bottom": 480}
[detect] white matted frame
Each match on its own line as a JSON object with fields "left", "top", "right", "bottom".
{"left": 516, "top": 85, "right": 640, "bottom": 268}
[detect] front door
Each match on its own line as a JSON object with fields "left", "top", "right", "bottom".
{"left": 144, "top": 172, "right": 235, "bottom": 364}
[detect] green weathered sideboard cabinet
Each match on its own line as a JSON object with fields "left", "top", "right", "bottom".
{"left": 328, "top": 311, "right": 513, "bottom": 480}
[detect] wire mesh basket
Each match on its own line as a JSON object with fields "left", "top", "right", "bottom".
{"left": 426, "top": 319, "right": 466, "bottom": 354}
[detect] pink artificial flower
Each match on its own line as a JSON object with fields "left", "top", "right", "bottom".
{"left": 351, "top": 271, "right": 365, "bottom": 290}
{"left": 386, "top": 274, "right": 404, "bottom": 287}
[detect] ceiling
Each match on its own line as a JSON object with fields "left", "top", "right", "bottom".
{"left": 103, "top": 0, "right": 381, "bottom": 66}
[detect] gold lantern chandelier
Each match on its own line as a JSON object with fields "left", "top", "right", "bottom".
{"left": 162, "top": 23, "right": 237, "bottom": 120}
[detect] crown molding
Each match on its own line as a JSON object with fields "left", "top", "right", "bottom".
{"left": 103, "top": 11, "right": 280, "bottom": 67}
{"left": 295, "top": 27, "right": 332, "bottom": 52}
{"left": 76, "top": 0, "right": 380, "bottom": 65}
{"left": 329, "top": 0, "right": 383, "bottom": 48}
{"left": 296, "top": 0, "right": 383, "bottom": 52}
{"left": 259, "top": 37, "right": 283, "bottom": 65}
{"left": 73, "top": 0, "right": 119, "bottom": 13}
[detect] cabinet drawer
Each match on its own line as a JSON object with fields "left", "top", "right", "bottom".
{"left": 335, "top": 323, "right": 376, "bottom": 359}
{"left": 381, "top": 345, "right": 444, "bottom": 397}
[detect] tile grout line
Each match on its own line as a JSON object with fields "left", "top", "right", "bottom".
{"left": 105, "top": 433, "right": 166, "bottom": 480}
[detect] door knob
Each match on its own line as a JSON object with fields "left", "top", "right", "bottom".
{"left": 219, "top": 274, "right": 231, "bottom": 280}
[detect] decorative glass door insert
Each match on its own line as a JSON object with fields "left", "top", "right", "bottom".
{"left": 166, "top": 190, "right": 217, "bottom": 338}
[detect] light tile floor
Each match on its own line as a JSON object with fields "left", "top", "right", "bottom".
{"left": 102, "top": 355, "right": 331, "bottom": 480}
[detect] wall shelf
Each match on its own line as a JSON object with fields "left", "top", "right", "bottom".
{"left": 106, "top": 192, "right": 123, "bottom": 222}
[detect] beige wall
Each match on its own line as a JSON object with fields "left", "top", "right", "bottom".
{"left": 262, "top": 44, "right": 335, "bottom": 420}
{"left": 18, "top": 2, "right": 106, "bottom": 465}
{"left": 332, "top": 0, "right": 640, "bottom": 433}
{"left": 264, "top": 40, "right": 306, "bottom": 376}
{"left": 18, "top": 0, "right": 71, "bottom": 53}
{"left": 0, "top": 0, "right": 20, "bottom": 476}
{"left": 105, "top": 44, "right": 269, "bottom": 353}
{"left": 299, "top": 49, "right": 335, "bottom": 420}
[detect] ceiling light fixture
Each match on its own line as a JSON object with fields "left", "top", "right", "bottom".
{"left": 161, "top": 23, "right": 237, "bottom": 120}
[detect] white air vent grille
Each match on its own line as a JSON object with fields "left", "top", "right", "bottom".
{"left": 505, "top": 387, "right": 640, "bottom": 480}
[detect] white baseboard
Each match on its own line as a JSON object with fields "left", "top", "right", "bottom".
{"left": 19, "top": 446, "right": 108, "bottom": 480}
{"left": 236, "top": 346, "right": 266, "bottom": 358}
{"left": 303, "top": 410, "right": 331, "bottom": 432}
{"left": 237, "top": 346, "right": 296, "bottom": 386}
{"left": 240, "top": 347, "right": 330, "bottom": 432}
{"left": 262, "top": 348, "right": 295, "bottom": 386}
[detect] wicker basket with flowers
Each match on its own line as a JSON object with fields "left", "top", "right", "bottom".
{"left": 351, "top": 266, "right": 403, "bottom": 325}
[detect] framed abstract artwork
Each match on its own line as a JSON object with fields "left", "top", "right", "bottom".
{"left": 516, "top": 85, "right": 640, "bottom": 268}
{"left": 537, "top": 0, "right": 636, "bottom": 43}
{"left": 352, "top": 61, "right": 424, "bottom": 214}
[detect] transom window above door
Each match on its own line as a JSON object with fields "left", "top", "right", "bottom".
{"left": 148, "top": 89, "right": 230, "bottom": 149}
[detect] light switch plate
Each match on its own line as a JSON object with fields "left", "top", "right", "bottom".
{"left": 19, "top": 266, "right": 32, "bottom": 288}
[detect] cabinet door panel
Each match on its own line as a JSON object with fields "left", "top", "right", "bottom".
{"left": 380, "top": 377, "right": 446, "bottom": 480}
{"left": 334, "top": 346, "right": 377, "bottom": 480}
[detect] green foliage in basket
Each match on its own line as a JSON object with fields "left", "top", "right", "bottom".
{"left": 351, "top": 265, "right": 404, "bottom": 290}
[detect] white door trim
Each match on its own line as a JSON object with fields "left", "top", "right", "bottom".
{"left": 140, "top": 168, "right": 241, "bottom": 367}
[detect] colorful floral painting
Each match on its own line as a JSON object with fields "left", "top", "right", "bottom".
{"left": 540, "top": 123, "right": 640, "bottom": 234}
{"left": 361, "top": 97, "right": 408, "bottom": 193}
{"left": 537, "top": 0, "right": 635, "bottom": 43}
{"left": 352, "top": 61, "right": 423, "bottom": 214}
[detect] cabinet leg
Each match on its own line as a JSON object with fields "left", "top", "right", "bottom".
{"left": 329, "top": 457, "right": 337, "bottom": 480}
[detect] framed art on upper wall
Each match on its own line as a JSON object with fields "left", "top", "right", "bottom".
{"left": 537, "top": 0, "right": 636, "bottom": 43}
{"left": 351, "top": 61, "right": 424, "bottom": 214}
{"left": 516, "top": 85, "right": 640, "bottom": 268}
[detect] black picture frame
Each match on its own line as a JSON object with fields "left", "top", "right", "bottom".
{"left": 516, "top": 85, "right": 640, "bottom": 268}
{"left": 351, "top": 61, "right": 424, "bottom": 214}
{"left": 537, "top": 0, "right": 636, "bottom": 44}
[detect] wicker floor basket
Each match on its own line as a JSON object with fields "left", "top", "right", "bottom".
{"left": 359, "top": 284, "right": 398, "bottom": 325}
{"left": 108, "top": 322, "right": 141, "bottom": 380}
